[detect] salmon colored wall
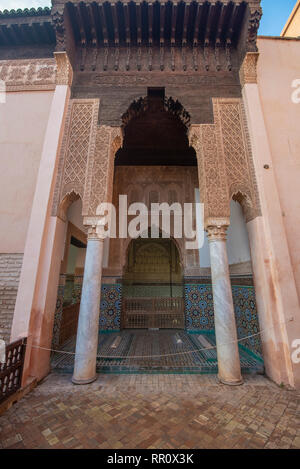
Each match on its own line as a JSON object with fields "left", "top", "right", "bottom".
{"left": 0, "top": 91, "right": 54, "bottom": 253}
{"left": 257, "top": 37, "right": 300, "bottom": 302}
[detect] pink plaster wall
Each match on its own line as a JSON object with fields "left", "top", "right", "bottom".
{"left": 257, "top": 37, "right": 300, "bottom": 302}
{"left": 0, "top": 91, "right": 54, "bottom": 253}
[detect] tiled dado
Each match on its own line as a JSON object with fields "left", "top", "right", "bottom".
{"left": 53, "top": 281, "right": 262, "bottom": 359}
{"left": 185, "top": 284, "right": 262, "bottom": 358}
{"left": 99, "top": 284, "right": 122, "bottom": 332}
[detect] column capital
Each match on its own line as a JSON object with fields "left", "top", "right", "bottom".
{"left": 205, "top": 218, "right": 230, "bottom": 242}
{"left": 54, "top": 51, "right": 73, "bottom": 86}
{"left": 239, "top": 52, "right": 259, "bottom": 87}
{"left": 87, "top": 225, "right": 105, "bottom": 241}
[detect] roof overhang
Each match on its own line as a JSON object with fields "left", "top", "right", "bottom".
{"left": 0, "top": 8, "right": 55, "bottom": 46}
{"left": 53, "top": 1, "right": 262, "bottom": 51}
{"left": 0, "top": 1, "right": 262, "bottom": 55}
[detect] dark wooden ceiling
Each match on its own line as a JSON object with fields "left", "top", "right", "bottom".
{"left": 64, "top": 1, "right": 247, "bottom": 47}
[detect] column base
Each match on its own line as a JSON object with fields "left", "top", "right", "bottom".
{"left": 218, "top": 375, "right": 244, "bottom": 386}
{"left": 72, "top": 375, "right": 97, "bottom": 385}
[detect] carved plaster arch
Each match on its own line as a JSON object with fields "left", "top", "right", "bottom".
{"left": 121, "top": 95, "right": 191, "bottom": 133}
{"left": 121, "top": 228, "right": 185, "bottom": 277}
{"left": 58, "top": 190, "right": 81, "bottom": 222}
{"left": 231, "top": 189, "right": 256, "bottom": 224}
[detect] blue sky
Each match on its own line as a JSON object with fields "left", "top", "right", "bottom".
{"left": 0, "top": 0, "right": 297, "bottom": 37}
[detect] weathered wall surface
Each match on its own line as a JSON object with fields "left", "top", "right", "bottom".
{"left": 0, "top": 90, "right": 54, "bottom": 253}
{"left": 0, "top": 254, "right": 23, "bottom": 342}
{"left": 0, "top": 89, "right": 54, "bottom": 341}
{"left": 257, "top": 37, "right": 300, "bottom": 301}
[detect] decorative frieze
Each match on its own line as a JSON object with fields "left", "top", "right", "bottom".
{"left": 0, "top": 58, "right": 56, "bottom": 91}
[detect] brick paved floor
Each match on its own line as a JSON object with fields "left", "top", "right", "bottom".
{"left": 0, "top": 373, "right": 299, "bottom": 449}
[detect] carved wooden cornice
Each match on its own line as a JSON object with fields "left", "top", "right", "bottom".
{"left": 247, "top": 6, "right": 263, "bottom": 53}
{"left": 1, "top": 1, "right": 262, "bottom": 71}
{"left": 52, "top": 6, "right": 66, "bottom": 52}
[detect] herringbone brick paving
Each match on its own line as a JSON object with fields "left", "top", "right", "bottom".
{"left": 0, "top": 373, "right": 299, "bottom": 449}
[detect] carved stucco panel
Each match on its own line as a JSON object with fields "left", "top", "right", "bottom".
{"left": 189, "top": 124, "right": 230, "bottom": 220}
{"left": 52, "top": 99, "right": 100, "bottom": 217}
{"left": 85, "top": 126, "right": 123, "bottom": 217}
{"left": 213, "top": 98, "right": 261, "bottom": 222}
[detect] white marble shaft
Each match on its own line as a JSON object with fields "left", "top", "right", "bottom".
{"left": 72, "top": 236, "right": 104, "bottom": 384}
{"left": 209, "top": 235, "right": 243, "bottom": 385}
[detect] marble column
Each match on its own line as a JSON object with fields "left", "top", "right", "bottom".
{"left": 72, "top": 228, "right": 104, "bottom": 385}
{"left": 207, "top": 222, "right": 243, "bottom": 386}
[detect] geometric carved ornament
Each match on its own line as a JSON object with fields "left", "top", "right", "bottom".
{"left": 189, "top": 97, "right": 261, "bottom": 224}
{"left": 52, "top": 99, "right": 122, "bottom": 223}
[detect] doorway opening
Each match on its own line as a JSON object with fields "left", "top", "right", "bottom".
{"left": 122, "top": 234, "right": 184, "bottom": 329}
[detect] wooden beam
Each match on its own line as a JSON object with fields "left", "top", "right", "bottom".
{"left": 160, "top": 2, "right": 165, "bottom": 70}
{"left": 148, "top": 1, "right": 153, "bottom": 45}
{"left": 75, "top": 4, "right": 87, "bottom": 46}
{"left": 87, "top": 4, "right": 98, "bottom": 71}
{"left": 192, "top": 3, "right": 201, "bottom": 45}
{"left": 182, "top": 3, "right": 189, "bottom": 45}
{"left": 216, "top": 4, "right": 226, "bottom": 40}
{"left": 136, "top": 1, "right": 142, "bottom": 45}
{"left": 0, "top": 26, "right": 8, "bottom": 46}
{"left": 88, "top": 3, "right": 98, "bottom": 46}
{"left": 6, "top": 24, "right": 18, "bottom": 45}
{"left": 226, "top": 3, "right": 239, "bottom": 41}
{"left": 40, "top": 21, "right": 52, "bottom": 44}
{"left": 99, "top": 3, "right": 109, "bottom": 45}
{"left": 204, "top": 3, "right": 213, "bottom": 41}
{"left": 160, "top": 2, "right": 165, "bottom": 44}
{"left": 28, "top": 23, "right": 41, "bottom": 44}
{"left": 75, "top": 4, "right": 87, "bottom": 71}
{"left": 111, "top": 2, "right": 120, "bottom": 45}
{"left": 170, "top": 1, "right": 177, "bottom": 45}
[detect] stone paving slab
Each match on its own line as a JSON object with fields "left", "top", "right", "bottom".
{"left": 0, "top": 373, "right": 299, "bottom": 449}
